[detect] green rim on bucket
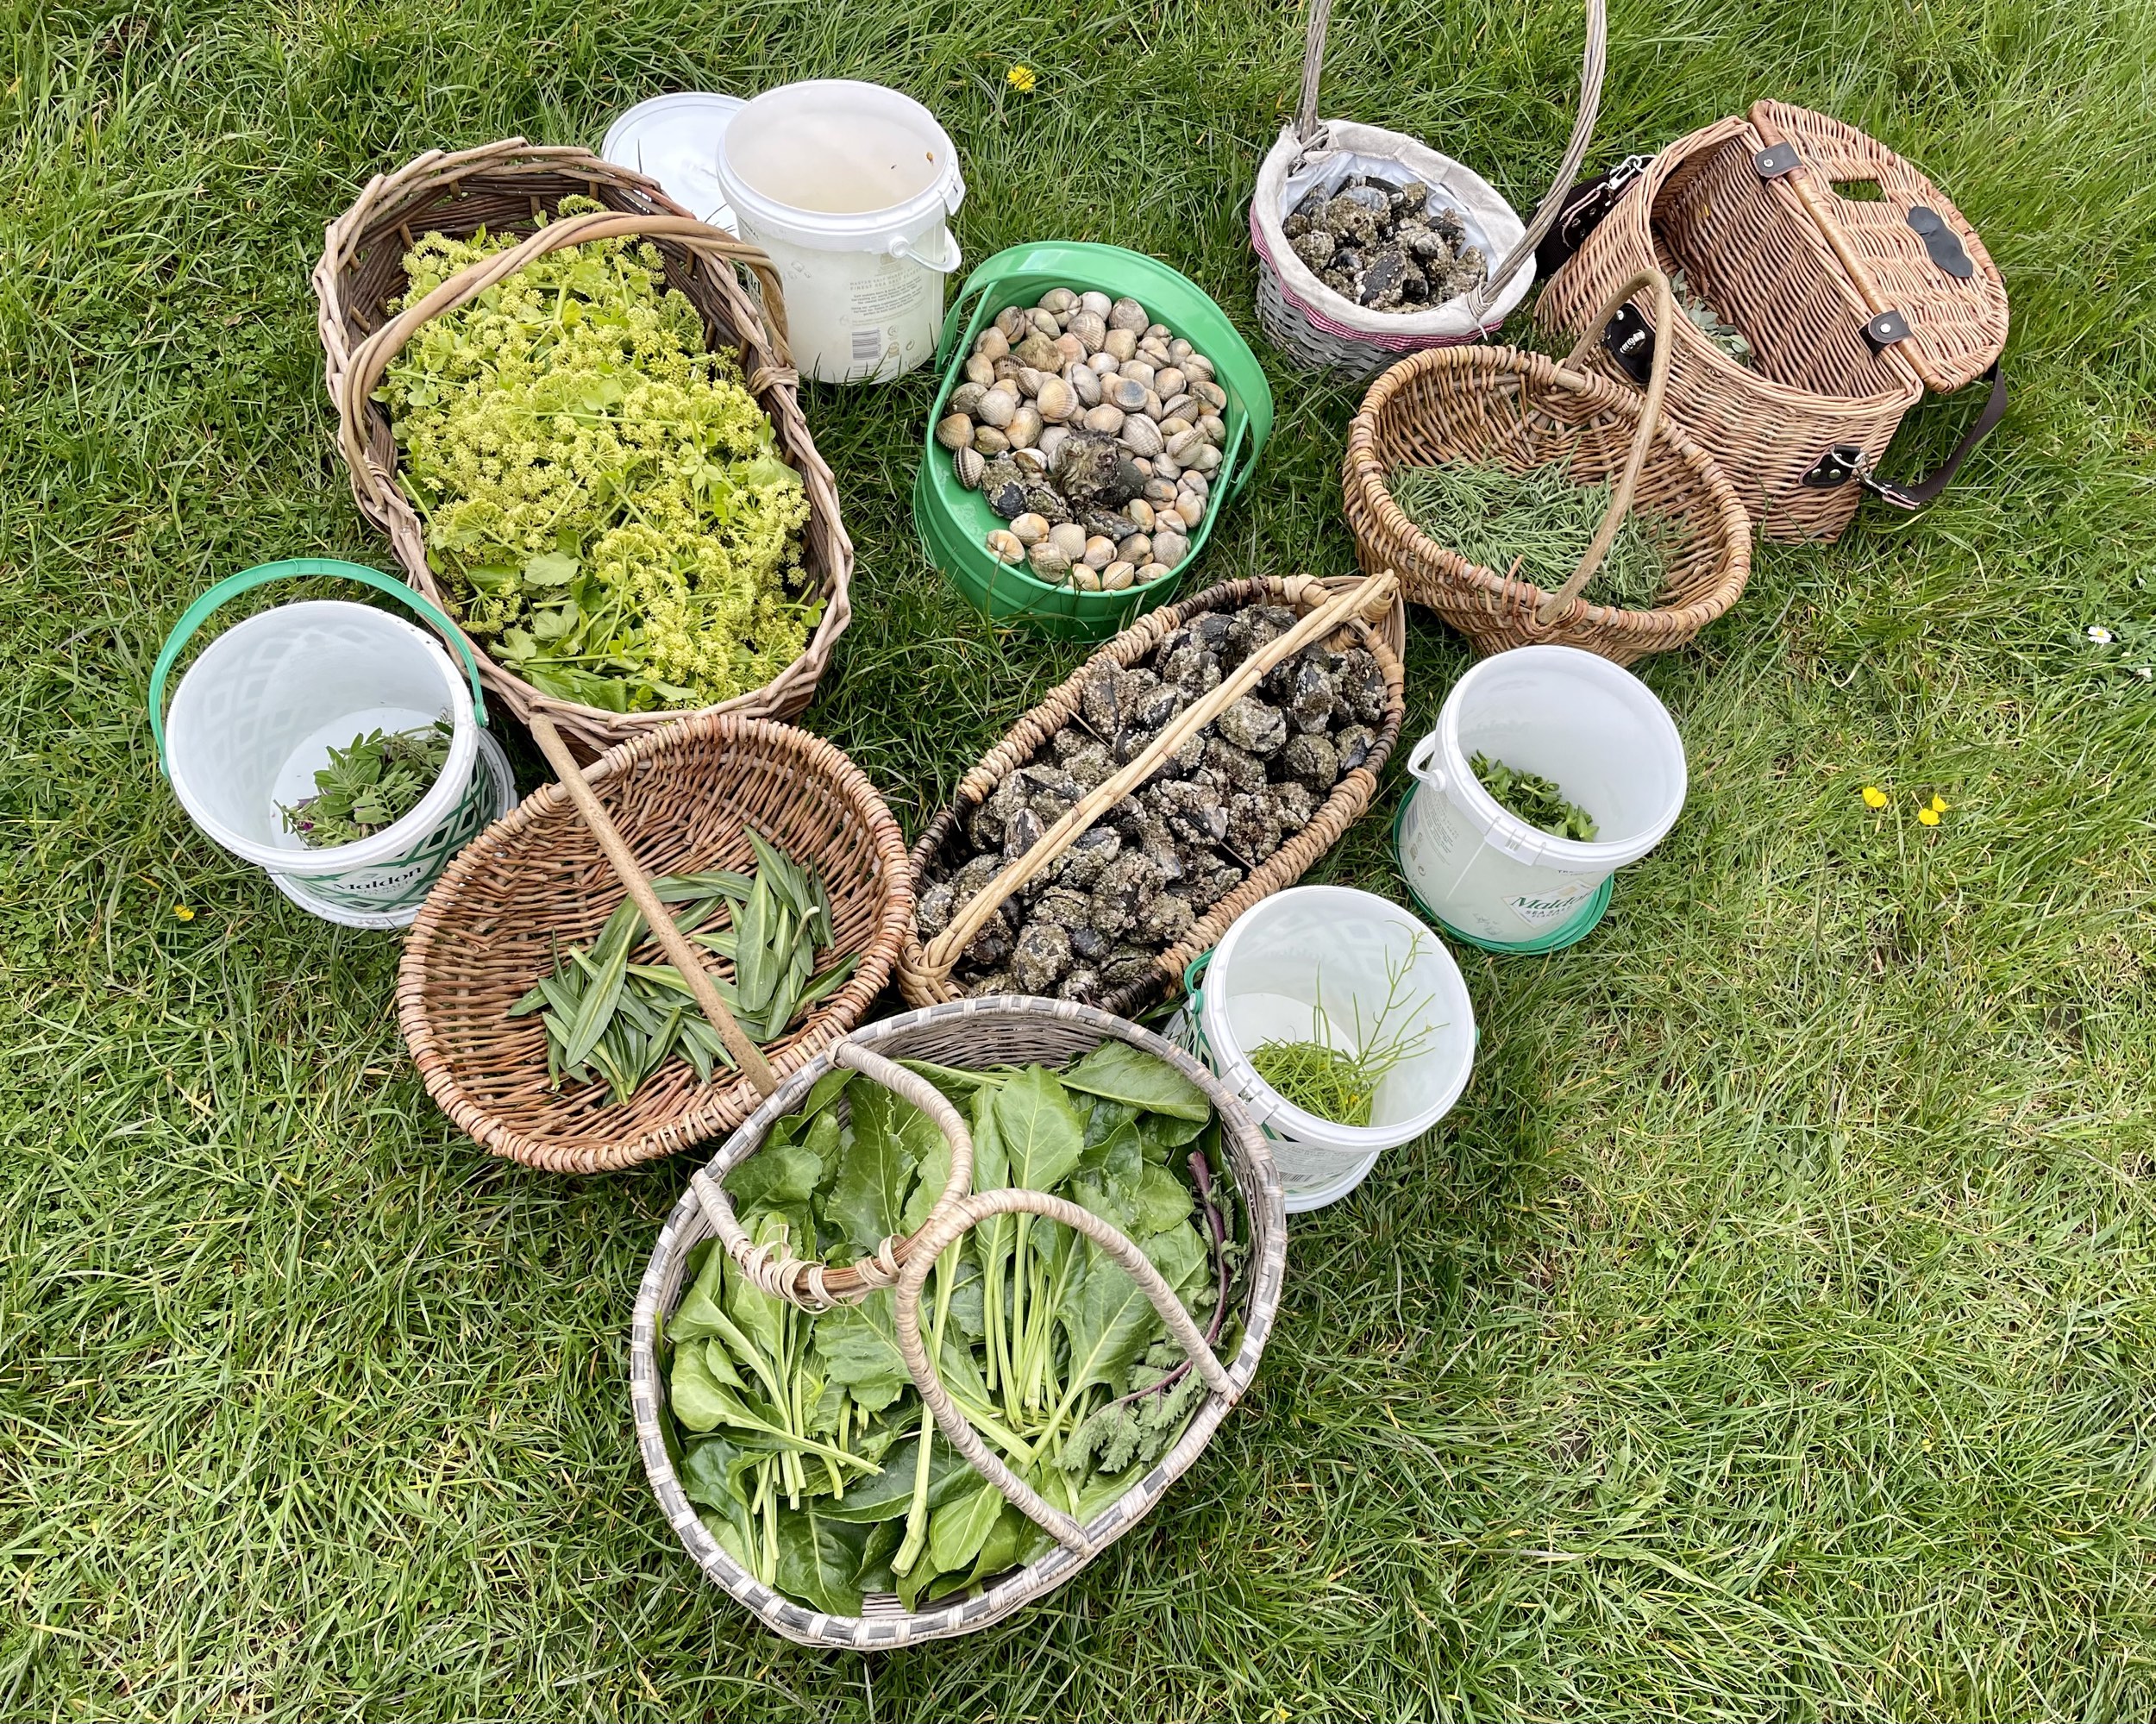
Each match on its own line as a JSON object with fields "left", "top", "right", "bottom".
{"left": 148, "top": 558, "right": 487, "bottom": 775}
{"left": 1388, "top": 796, "right": 1614, "bottom": 956}
{"left": 917, "top": 241, "right": 1275, "bottom": 643}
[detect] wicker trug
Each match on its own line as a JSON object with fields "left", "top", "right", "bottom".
{"left": 315, "top": 139, "right": 853, "bottom": 758}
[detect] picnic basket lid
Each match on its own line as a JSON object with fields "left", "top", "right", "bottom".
{"left": 1747, "top": 101, "right": 2007, "bottom": 395}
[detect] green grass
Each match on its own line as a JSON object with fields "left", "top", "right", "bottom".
{"left": 5, "top": 0, "right": 2156, "bottom": 1716}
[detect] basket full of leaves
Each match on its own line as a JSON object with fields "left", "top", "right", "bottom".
{"left": 1342, "top": 268, "right": 1752, "bottom": 664}
{"left": 317, "top": 140, "right": 852, "bottom": 758}
{"left": 632, "top": 999, "right": 1286, "bottom": 1646}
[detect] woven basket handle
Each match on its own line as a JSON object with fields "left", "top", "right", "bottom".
{"left": 334, "top": 210, "right": 795, "bottom": 517}
{"left": 1533, "top": 266, "right": 1677, "bottom": 624}
{"left": 892, "top": 1186, "right": 1239, "bottom": 1553}
{"left": 919, "top": 571, "right": 1399, "bottom": 980}
{"left": 688, "top": 1040, "right": 978, "bottom": 1310}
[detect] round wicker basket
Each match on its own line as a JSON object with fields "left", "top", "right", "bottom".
{"left": 398, "top": 712, "right": 912, "bottom": 1173}
{"left": 1343, "top": 271, "right": 1753, "bottom": 664}
{"left": 315, "top": 139, "right": 853, "bottom": 759}
{"left": 632, "top": 1000, "right": 1287, "bottom": 1648}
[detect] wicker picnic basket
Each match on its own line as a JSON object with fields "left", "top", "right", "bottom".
{"left": 896, "top": 574, "right": 1407, "bottom": 1015}
{"left": 1343, "top": 268, "right": 1752, "bottom": 663}
{"left": 1249, "top": 0, "right": 1607, "bottom": 379}
{"left": 315, "top": 139, "right": 853, "bottom": 758}
{"left": 633, "top": 999, "right": 1287, "bottom": 1646}
{"left": 398, "top": 712, "right": 912, "bottom": 1173}
{"left": 1535, "top": 101, "right": 2009, "bottom": 541}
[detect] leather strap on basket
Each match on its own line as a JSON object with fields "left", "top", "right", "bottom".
{"left": 1534, "top": 266, "right": 1677, "bottom": 624}
{"left": 334, "top": 210, "right": 795, "bottom": 515}
{"left": 1814, "top": 359, "right": 2008, "bottom": 511}
{"left": 1292, "top": 0, "right": 1608, "bottom": 317}
{"left": 892, "top": 1186, "right": 1239, "bottom": 1552}
{"left": 689, "top": 1039, "right": 977, "bottom": 1311}
{"left": 919, "top": 572, "right": 1400, "bottom": 981}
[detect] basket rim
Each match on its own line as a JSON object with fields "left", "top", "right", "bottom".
{"left": 630, "top": 996, "right": 1288, "bottom": 1649}
{"left": 396, "top": 711, "right": 914, "bottom": 1173}
{"left": 894, "top": 574, "right": 1408, "bottom": 1015}
{"left": 311, "top": 138, "right": 856, "bottom": 755}
{"left": 1343, "top": 343, "right": 1755, "bottom": 639}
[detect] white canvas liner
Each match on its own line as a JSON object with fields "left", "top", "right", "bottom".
{"left": 1252, "top": 118, "right": 1536, "bottom": 340}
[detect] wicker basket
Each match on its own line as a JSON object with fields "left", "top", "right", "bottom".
{"left": 1536, "top": 102, "right": 2008, "bottom": 542}
{"left": 398, "top": 712, "right": 912, "bottom": 1173}
{"left": 315, "top": 139, "right": 854, "bottom": 758}
{"left": 633, "top": 999, "right": 1287, "bottom": 1647}
{"left": 897, "top": 574, "right": 1408, "bottom": 1015}
{"left": 1249, "top": 0, "right": 1606, "bottom": 380}
{"left": 1343, "top": 269, "right": 1752, "bottom": 664}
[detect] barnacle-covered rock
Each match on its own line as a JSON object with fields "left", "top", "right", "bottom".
{"left": 1052, "top": 735, "right": 1113, "bottom": 789}
{"left": 1053, "top": 824, "right": 1121, "bottom": 889}
{"left": 1150, "top": 778, "right": 1229, "bottom": 847}
{"left": 1024, "top": 485, "right": 1074, "bottom": 525}
{"left": 1288, "top": 655, "right": 1338, "bottom": 733}
{"left": 1031, "top": 887, "right": 1093, "bottom": 931}
{"left": 1010, "top": 920, "right": 1074, "bottom": 993}
{"left": 1215, "top": 695, "right": 1288, "bottom": 757}
{"left": 1188, "top": 611, "right": 1234, "bottom": 655}
{"left": 1003, "top": 806, "right": 1045, "bottom": 859}
{"left": 1051, "top": 431, "right": 1138, "bottom": 505}
{"left": 1323, "top": 193, "right": 1382, "bottom": 249}
{"left": 950, "top": 853, "right": 1003, "bottom": 901}
{"left": 1224, "top": 791, "right": 1283, "bottom": 862}
{"left": 1183, "top": 859, "right": 1244, "bottom": 912}
{"left": 1221, "top": 605, "right": 1297, "bottom": 669}
{"left": 1291, "top": 228, "right": 1337, "bottom": 273}
{"left": 1056, "top": 967, "right": 1102, "bottom": 1003}
{"left": 1100, "top": 943, "right": 1157, "bottom": 989}
{"left": 914, "top": 878, "right": 957, "bottom": 940}
{"left": 1279, "top": 730, "right": 1340, "bottom": 797}
{"left": 1203, "top": 737, "right": 1269, "bottom": 795}
{"left": 1136, "top": 891, "right": 1196, "bottom": 946}
{"left": 1069, "top": 921, "right": 1111, "bottom": 962}
{"left": 966, "top": 969, "right": 1016, "bottom": 997}
{"left": 1332, "top": 723, "right": 1376, "bottom": 774}
{"left": 1267, "top": 780, "right": 1316, "bottom": 832}
{"left": 1336, "top": 647, "right": 1389, "bottom": 724}
{"left": 1158, "top": 638, "right": 1221, "bottom": 699}
{"left": 965, "top": 907, "right": 1017, "bottom": 969}
{"left": 1090, "top": 849, "right": 1166, "bottom": 935}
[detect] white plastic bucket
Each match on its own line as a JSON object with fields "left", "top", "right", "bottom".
{"left": 713, "top": 79, "right": 964, "bottom": 384}
{"left": 149, "top": 560, "right": 517, "bottom": 929}
{"left": 1395, "top": 645, "right": 1686, "bottom": 952}
{"left": 1175, "top": 887, "right": 1476, "bottom": 1213}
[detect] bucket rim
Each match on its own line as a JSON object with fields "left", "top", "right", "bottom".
{"left": 1195, "top": 884, "right": 1476, "bottom": 1152}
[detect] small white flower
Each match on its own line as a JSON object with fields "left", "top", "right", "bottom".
{"left": 2088, "top": 624, "right": 2115, "bottom": 643}
{"left": 2135, "top": 666, "right": 2153, "bottom": 681}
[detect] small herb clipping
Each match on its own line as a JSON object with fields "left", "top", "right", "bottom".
{"left": 508, "top": 830, "right": 855, "bottom": 1105}
{"left": 279, "top": 719, "right": 452, "bottom": 849}
{"left": 1670, "top": 266, "right": 1757, "bottom": 370}
{"left": 1387, "top": 460, "right": 1677, "bottom": 610}
{"left": 1249, "top": 954, "right": 1442, "bottom": 1128}
{"left": 1470, "top": 751, "right": 1599, "bottom": 841}
{"left": 663, "top": 1050, "right": 1243, "bottom": 1614}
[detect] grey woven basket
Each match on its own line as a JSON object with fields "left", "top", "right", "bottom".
{"left": 631, "top": 998, "right": 1288, "bottom": 1649}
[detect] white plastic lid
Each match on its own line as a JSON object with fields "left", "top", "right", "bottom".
{"left": 601, "top": 92, "right": 746, "bottom": 232}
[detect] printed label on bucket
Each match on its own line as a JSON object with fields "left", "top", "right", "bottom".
{"left": 1507, "top": 877, "right": 1601, "bottom": 926}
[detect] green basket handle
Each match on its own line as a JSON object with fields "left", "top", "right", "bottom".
{"left": 147, "top": 557, "right": 486, "bottom": 777}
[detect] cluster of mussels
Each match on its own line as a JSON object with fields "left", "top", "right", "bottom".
{"left": 1283, "top": 178, "right": 1488, "bottom": 312}
{"left": 936, "top": 288, "right": 1228, "bottom": 592}
{"left": 916, "top": 605, "right": 1390, "bottom": 1002}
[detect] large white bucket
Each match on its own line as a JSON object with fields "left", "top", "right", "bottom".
{"left": 150, "top": 560, "right": 517, "bottom": 929}
{"left": 1395, "top": 645, "right": 1686, "bottom": 953}
{"left": 713, "top": 80, "right": 965, "bottom": 385}
{"left": 1175, "top": 887, "right": 1476, "bottom": 1213}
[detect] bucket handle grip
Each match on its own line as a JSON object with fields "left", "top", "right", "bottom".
{"left": 147, "top": 558, "right": 488, "bottom": 778}
{"left": 890, "top": 227, "right": 962, "bottom": 273}
{"left": 1406, "top": 732, "right": 1446, "bottom": 791}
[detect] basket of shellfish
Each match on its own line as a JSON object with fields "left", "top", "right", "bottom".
{"left": 915, "top": 241, "right": 1275, "bottom": 643}
{"left": 898, "top": 574, "right": 1406, "bottom": 1014}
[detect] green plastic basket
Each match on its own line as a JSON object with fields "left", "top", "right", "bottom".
{"left": 916, "top": 241, "right": 1275, "bottom": 642}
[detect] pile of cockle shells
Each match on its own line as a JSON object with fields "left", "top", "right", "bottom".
{"left": 1283, "top": 177, "right": 1488, "bottom": 312}
{"left": 915, "top": 605, "right": 1392, "bottom": 1003}
{"left": 935, "top": 288, "right": 1229, "bottom": 592}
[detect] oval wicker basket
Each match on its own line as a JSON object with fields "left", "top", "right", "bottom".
{"left": 314, "top": 138, "right": 853, "bottom": 759}
{"left": 633, "top": 999, "right": 1287, "bottom": 1648}
{"left": 897, "top": 574, "right": 1407, "bottom": 1016}
{"left": 398, "top": 712, "right": 912, "bottom": 1173}
{"left": 1343, "top": 271, "right": 1752, "bottom": 664}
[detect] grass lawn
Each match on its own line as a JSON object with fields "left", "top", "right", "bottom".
{"left": 7, "top": 0, "right": 2156, "bottom": 1716}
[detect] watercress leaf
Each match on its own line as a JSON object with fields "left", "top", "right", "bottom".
{"left": 990, "top": 1066, "right": 1086, "bottom": 1193}
{"left": 1059, "top": 1042, "right": 1211, "bottom": 1122}
{"left": 926, "top": 1481, "right": 1004, "bottom": 1576}
{"left": 774, "top": 1505, "right": 868, "bottom": 1617}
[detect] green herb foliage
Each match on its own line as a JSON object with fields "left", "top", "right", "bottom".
{"left": 379, "top": 205, "right": 820, "bottom": 713}
{"left": 666, "top": 1050, "right": 1238, "bottom": 1614}
{"left": 1387, "top": 461, "right": 1676, "bottom": 610}
{"left": 1470, "top": 750, "right": 1600, "bottom": 841}
{"left": 1249, "top": 953, "right": 1445, "bottom": 1127}
{"left": 277, "top": 720, "right": 452, "bottom": 849}
{"left": 507, "top": 833, "right": 854, "bottom": 1104}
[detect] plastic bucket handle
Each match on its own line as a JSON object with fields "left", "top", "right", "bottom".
{"left": 1406, "top": 732, "right": 1445, "bottom": 792}
{"left": 1179, "top": 949, "right": 1284, "bottom": 1129}
{"left": 147, "top": 558, "right": 486, "bottom": 776}
{"left": 891, "top": 227, "right": 963, "bottom": 273}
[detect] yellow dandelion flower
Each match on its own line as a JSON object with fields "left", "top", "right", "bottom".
{"left": 1006, "top": 64, "right": 1037, "bottom": 93}
{"left": 1928, "top": 794, "right": 1948, "bottom": 813}
{"left": 1916, "top": 806, "right": 1940, "bottom": 827}
{"left": 172, "top": 904, "right": 196, "bottom": 921}
{"left": 1860, "top": 785, "right": 1889, "bottom": 809}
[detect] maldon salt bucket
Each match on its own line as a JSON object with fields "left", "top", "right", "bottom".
{"left": 1395, "top": 645, "right": 1685, "bottom": 954}
{"left": 712, "top": 80, "right": 965, "bottom": 384}
{"left": 149, "top": 559, "right": 515, "bottom": 929}
{"left": 1175, "top": 886, "right": 1476, "bottom": 1213}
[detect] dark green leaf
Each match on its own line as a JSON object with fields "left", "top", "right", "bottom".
{"left": 816, "top": 1436, "right": 974, "bottom": 1524}
{"left": 824, "top": 1086, "right": 935, "bottom": 1256}
{"left": 774, "top": 1504, "right": 869, "bottom": 1617}
{"left": 990, "top": 1066, "right": 1086, "bottom": 1193}
{"left": 926, "top": 1480, "right": 1004, "bottom": 1575}
{"left": 1059, "top": 1042, "right": 1211, "bottom": 1122}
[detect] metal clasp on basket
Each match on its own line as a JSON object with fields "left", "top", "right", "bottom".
{"left": 1799, "top": 443, "right": 1922, "bottom": 510}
